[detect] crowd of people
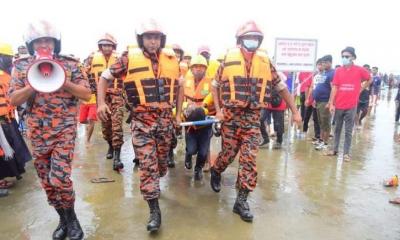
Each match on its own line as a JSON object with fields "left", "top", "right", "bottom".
{"left": 0, "top": 19, "right": 399, "bottom": 240}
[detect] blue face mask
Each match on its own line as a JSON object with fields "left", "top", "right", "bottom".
{"left": 242, "top": 39, "right": 259, "bottom": 52}
{"left": 342, "top": 57, "right": 351, "bottom": 66}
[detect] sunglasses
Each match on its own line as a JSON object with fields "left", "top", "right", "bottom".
{"left": 342, "top": 55, "right": 352, "bottom": 59}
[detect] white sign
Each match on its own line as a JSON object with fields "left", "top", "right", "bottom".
{"left": 274, "top": 38, "right": 318, "bottom": 72}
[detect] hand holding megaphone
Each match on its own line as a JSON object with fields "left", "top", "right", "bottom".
{"left": 27, "top": 48, "right": 66, "bottom": 93}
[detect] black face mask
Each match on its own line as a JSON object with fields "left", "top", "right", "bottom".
{"left": 0, "top": 56, "right": 13, "bottom": 74}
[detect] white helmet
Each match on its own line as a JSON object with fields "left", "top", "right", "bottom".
{"left": 135, "top": 19, "right": 166, "bottom": 49}
{"left": 24, "top": 20, "right": 61, "bottom": 55}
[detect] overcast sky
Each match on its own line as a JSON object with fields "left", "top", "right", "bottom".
{"left": 2, "top": 0, "right": 399, "bottom": 73}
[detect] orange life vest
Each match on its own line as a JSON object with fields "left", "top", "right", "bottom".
{"left": 87, "top": 51, "right": 120, "bottom": 104}
{"left": 0, "top": 70, "right": 14, "bottom": 118}
{"left": 184, "top": 71, "right": 212, "bottom": 105}
{"left": 220, "top": 47, "right": 273, "bottom": 109}
{"left": 124, "top": 47, "right": 180, "bottom": 109}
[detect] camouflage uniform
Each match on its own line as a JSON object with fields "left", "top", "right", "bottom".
{"left": 9, "top": 55, "right": 89, "bottom": 209}
{"left": 101, "top": 90, "right": 124, "bottom": 149}
{"left": 107, "top": 50, "right": 177, "bottom": 200}
{"left": 212, "top": 62, "right": 284, "bottom": 192}
{"left": 84, "top": 54, "right": 124, "bottom": 149}
{"left": 132, "top": 110, "right": 173, "bottom": 199}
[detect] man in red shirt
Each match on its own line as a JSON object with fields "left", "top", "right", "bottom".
{"left": 326, "top": 47, "right": 371, "bottom": 161}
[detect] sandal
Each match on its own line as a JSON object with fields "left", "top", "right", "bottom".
{"left": 0, "top": 180, "right": 14, "bottom": 189}
{"left": 343, "top": 154, "right": 351, "bottom": 162}
{"left": 323, "top": 150, "right": 337, "bottom": 157}
{"left": 389, "top": 197, "right": 400, "bottom": 204}
{"left": 90, "top": 177, "right": 115, "bottom": 184}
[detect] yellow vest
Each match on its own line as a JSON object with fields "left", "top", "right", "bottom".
{"left": 86, "top": 51, "right": 118, "bottom": 104}
{"left": 220, "top": 47, "right": 272, "bottom": 109}
{"left": 206, "top": 59, "right": 220, "bottom": 79}
{"left": 124, "top": 47, "right": 179, "bottom": 110}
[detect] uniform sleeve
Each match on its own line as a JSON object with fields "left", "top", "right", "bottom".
{"left": 211, "top": 63, "right": 224, "bottom": 88}
{"left": 109, "top": 51, "right": 128, "bottom": 79}
{"left": 71, "top": 61, "right": 90, "bottom": 89}
{"left": 8, "top": 62, "right": 27, "bottom": 95}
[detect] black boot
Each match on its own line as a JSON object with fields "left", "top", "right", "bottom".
{"left": 106, "top": 141, "right": 114, "bottom": 159}
{"left": 147, "top": 199, "right": 161, "bottom": 232}
{"left": 167, "top": 148, "right": 175, "bottom": 168}
{"left": 259, "top": 137, "right": 270, "bottom": 147}
{"left": 210, "top": 168, "right": 221, "bottom": 192}
{"left": 194, "top": 168, "right": 203, "bottom": 181}
{"left": 184, "top": 154, "right": 192, "bottom": 170}
{"left": 113, "top": 148, "right": 124, "bottom": 171}
{"left": 233, "top": 189, "right": 253, "bottom": 222}
{"left": 64, "top": 207, "right": 84, "bottom": 240}
{"left": 52, "top": 208, "right": 67, "bottom": 240}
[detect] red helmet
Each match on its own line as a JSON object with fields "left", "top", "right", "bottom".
{"left": 136, "top": 19, "right": 166, "bottom": 49}
{"left": 98, "top": 33, "right": 117, "bottom": 49}
{"left": 235, "top": 20, "right": 264, "bottom": 39}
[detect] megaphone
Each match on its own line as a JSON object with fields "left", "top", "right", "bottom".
{"left": 27, "top": 48, "right": 66, "bottom": 93}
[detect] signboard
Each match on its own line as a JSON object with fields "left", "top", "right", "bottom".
{"left": 274, "top": 38, "right": 318, "bottom": 72}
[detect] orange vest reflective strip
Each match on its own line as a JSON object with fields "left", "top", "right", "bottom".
{"left": 221, "top": 47, "right": 272, "bottom": 107}
{"left": 124, "top": 47, "right": 179, "bottom": 107}
{"left": 0, "top": 70, "right": 13, "bottom": 117}
{"left": 184, "top": 71, "right": 212, "bottom": 104}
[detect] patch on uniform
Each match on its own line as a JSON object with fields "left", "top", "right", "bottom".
{"left": 201, "top": 89, "right": 209, "bottom": 96}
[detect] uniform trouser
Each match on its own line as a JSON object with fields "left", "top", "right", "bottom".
{"left": 303, "top": 106, "right": 321, "bottom": 138}
{"left": 185, "top": 126, "right": 212, "bottom": 170}
{"left": 101, "top": 93, "right": 124, "bottom": 149}
{"left": 131, "top": 111, "right": 173, "bottom": 200}
{"left": 213, "top": 108, "right": 260, "bottom": 191}
{"left": 30, "top": 125, "right": 76, "bottom": 209}
{"left": 333, "top": 108, "right": 357, "bottom": 155}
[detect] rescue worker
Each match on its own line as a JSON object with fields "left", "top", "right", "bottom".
{"left": 172, "top": 44, "right": 184, "bottom": 62}
{"left": 176, "top": 55, "right": 213, "bottom": 180}
{"left": 197, "top": 45, "right": 220, "bottom": 79}
{"left": 210, "top": 20, "right": 302, "bottom": 222}
{"left": 84, "top": 33, "right": 124, "bottom": 171}
{"left": 9, "top": 20, "right": 91, "bottom": 240}
{"left": 14, "top": 45, "right": 29, "bottom": 60}
{"left": 97, "top": 19, "right": 180, "bottom": 232}
{"left": 0, "top": 42, "right": 31, "bottom": 195}
{"left": 173, "top": 44, "right": 188, "bottom": 77}
{"left": 14, "top": 45, "right": 30, "bottom": 133}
